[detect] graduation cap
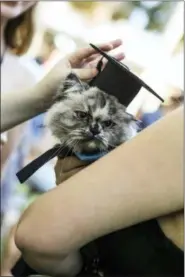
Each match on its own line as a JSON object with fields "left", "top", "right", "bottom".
{"left": 89, "top": 43, "right": 164, "bottom": 106}
{"left": 16, "top": 43, "right": 164, "bottom": 184}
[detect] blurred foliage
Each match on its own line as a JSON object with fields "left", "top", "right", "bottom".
{"left": 180, "top": 35, "right": 184, "bottom": 47}
{"left": 173, "top": 35, "right": 184, "bottom": 54}
{"left": 69, "top": 1, "right": 177, "bottom": 33}
{"left": 69, "top": 2, "right": 99, "bottom": 14}
{"left": 111, "top": 1, "right": 177, "bottom": 32}
{"left": 143, "top": 2, "right": 176, "bottom": 31}
{"left": 44, "top": 30, "right": 55, "bottom": 47}
{"left": 16, "top": 182, "right": 30, "bottom": 195}
{"left": 111, "top": 2, "right": 133, "bottom": 20}
{"left": 15, "top": 182, "right": 40, "bottom": 212}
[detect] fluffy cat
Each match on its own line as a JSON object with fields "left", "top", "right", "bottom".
{"left": 45, "top": 73, "right": 137, "bottom": 154}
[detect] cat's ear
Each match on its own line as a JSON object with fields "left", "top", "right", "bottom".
{"left": 63, "top": 73, "right": 84, "bottom": 92}
{"left": 54, "top": 73, "right": 87, "bottom": 102}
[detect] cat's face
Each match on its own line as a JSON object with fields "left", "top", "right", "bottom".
{"left": 45, "top": 74, "right": 137, "bottom": 154}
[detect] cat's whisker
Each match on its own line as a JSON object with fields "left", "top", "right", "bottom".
{"left": 99, "top": 136, "right": 108, "bottom": 146}
{"left": 62, "top": 139, "right": 80, "bottom": 168}
{"left": 47, "top": 74, "right": 138, "bottom": 157}
{"left": 105, "top": 139, "right": 117, "bottom": 147}
{"left": 67, "top": 137, "right": 80, "bottom": 151}
{"left": 66, "top": 130, "right": 83, "bottom": 143}
{"left": 80, "top": 90, "right": 89, "bottom": 112}
{"left": 71, "top": 131, "right": 82, "bottom": 136}
{"left": 72, "top": 140, "right": 80, "bottom": 153}
{"left": 45, "top": 143, "right": 68, "bottom": 164}
{"left": 60, "top": 125, "right": 72, "bottom": 132}
{"left": 101, "top": 137, "right": 117, "bottom": 149}
{"left": 60, "top": 138, "right": 78, "bottom": 169}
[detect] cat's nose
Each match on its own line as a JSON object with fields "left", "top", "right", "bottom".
{"left": 89, "top": 125, "right": 100, "bottom": 136}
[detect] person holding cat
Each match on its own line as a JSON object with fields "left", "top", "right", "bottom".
{"left": 14, "top": 74, "right": 183, "bottom": 276}
{"left": 1, "top": 2, "right": 124, "bottom": 276}
{"left": 1, "top": 2, "right": 183, "bottom": 277}
{"left": 3, "top": 57, "right": 183, "bottom": 276}
{"left": 1, "top": 37, "right": 124, "bottom": 275}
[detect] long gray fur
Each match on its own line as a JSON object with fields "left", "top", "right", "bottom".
{"left": 45, "top": 73, "right": 137, "bottom": 154}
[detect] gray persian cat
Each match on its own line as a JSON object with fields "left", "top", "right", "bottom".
{"left": 45, "top": 73, "right": 137, "bottom": 154}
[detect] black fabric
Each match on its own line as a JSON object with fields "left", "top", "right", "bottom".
{"left": 16, "top": 43, "right": 164, "bottom": 185}
{"left": 16, "top": 144, "right": 72, "bottom": 184}
{"left": 79, "top": 219, "right": 184, "bottom": 277}
{"left": 90, "top": 60, "right": 141, "bottom": 107}
{"left": 12, "top": 220, "right": 183, "bottom": 277}
{"left": 89, "top": 44, "right": 164, "bottom": 106}
{"left": 13, "top": 44, "right": 176, "bottom": 277}
{"left": 11, "top": 257, "right": 37, "bottom": 277}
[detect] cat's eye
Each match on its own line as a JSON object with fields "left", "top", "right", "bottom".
{"left": 103, "top": 120, "right": 114, "bottom": 128}
{"left": 75, "top": 111, "right": 88, "bottom": 119}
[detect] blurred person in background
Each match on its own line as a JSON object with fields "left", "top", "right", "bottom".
{"left": 0, "top": 1, "right": 55, "bottom": 240}
{"left": 1, "top": 3, "right": 124, "bottom": 275}
{"left": 0, "top": 5, "right": 50, "bottom": 277}
{"left": 34, "top": 31, "right": 56, "bottom": 66}
{"left": 0, "top": 184, "right": 41, "bottom": 277}
{"left": 13, "top": 107, "right": 183, "bottom": 277}
{"left": 1, "top": 2, "right": 183, "bottom": 277}
{"left": 1, "top": 1, "right": 36, "bottom": 166}
{"left": 161, "top": 89, "right": 184, "bottom": 116}
{"left": 1, "top": 1, "right": 40, "bottom": 228}
{"left": 1, "top": 3, "right": 183, "bottom": 276}
{"left": 138, "top": 88, "right": 184, "bottom": 130}
{"left": 1, "top": 0, "right": 120, "bottom": 233}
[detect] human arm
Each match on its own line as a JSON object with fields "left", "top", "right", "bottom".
{"left": 15, "top": 107, "right": 183, "bottom": 275}
{"left": 0, "top": 224, "right": 21, "bottom": 277}
{"left": 1, "top": 73, "right": 67, "bottom": 133}
{"left": 1, "top": 40, "right": 124, "bottom": 132}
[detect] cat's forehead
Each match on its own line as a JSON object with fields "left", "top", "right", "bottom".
{"left": 67, "top": 87, "right": 103, "bottom": 108}
{"left": 86, "top": 88, "right": 120, "bottom": 117}
{"left": 66, "top": 87, "right": 124, "bottom": 118}
{"left": 84, "top": 88, "right": 113, "bottom": 117}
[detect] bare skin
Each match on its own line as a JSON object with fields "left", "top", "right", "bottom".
{"left": 15, "top": 107, "right": 183, "bottom": 276}
{"left": 1, "top": 39, "right": 124, "bottom": 133}
{"left": 0, "top": 225, "right": 21, "bottom": 277}
{"left": 1, "top": 2, "right": 37, "bottom": 170}
{"left": 1, "top": 37, "right": 124, "bottom": 275}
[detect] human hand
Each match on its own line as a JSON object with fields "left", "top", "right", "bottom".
{"left": 38, "top": 39, "right": 124, "bottom": 104}
{"left": 0, "top": 270, "right": 13, "bottom": 277}
{"left": 55, "top": 156, "right": 90, "bottom": 185}
{"left": 68, "top": 39, "right": 125, "bottom": 80}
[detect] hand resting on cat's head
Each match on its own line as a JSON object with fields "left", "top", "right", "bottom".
{"left": 45, "top": 73, "right": 137, "bottom": 154}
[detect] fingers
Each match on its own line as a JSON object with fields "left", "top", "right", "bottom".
{"left": 68, "top": 47, "right": 108, "bottom": 67}
{"left": 86, "top": 51, "right": 125, "bottom": 66}
{"left": 55, "top": 156, "right": 90, "bottom": 185}
{"left": 84, "top": 39, "right": 123, "bottom": 64}
{"left": 84, "top": 53, "right": 103, "bottom": 64}
{"left": 87, "top": 52, "right": 125, "bottom": 70}
{"left": 73, "top": 52, "right": 125, "bottom": 81}
{"left": 109, "top": 38, "right": 123, "bottom": 48}
{"left": 58, "top": 156, "right": 89, "bottom": 172}
{"left": 57, "top": 166, "right": 87, "bottom": 184}
{"left": 73, "top": 68, "right": 98, "bottom": 81}
{"left": 68, "top": 39, "right": 123, "bottom": 66}
{"left": 112, "top": 52, "right": 125, "bottom": 62}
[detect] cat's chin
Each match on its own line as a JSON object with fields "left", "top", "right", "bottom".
{"left": 74, "top": 139, "right": 107, "bottom": 154}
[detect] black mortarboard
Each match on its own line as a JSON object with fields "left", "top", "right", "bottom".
{"left": 16, "top": 43, "right": 164, "bottom": 184}
{"left": 89, "top": 43, "right": 164, "bottom": 106}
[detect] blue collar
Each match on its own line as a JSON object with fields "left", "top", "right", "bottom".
{"left": 16, "top": 145, "right": 109, "bottom": 184}
{"left": 75, "top": 151, "right": 107, "bottom": 162}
